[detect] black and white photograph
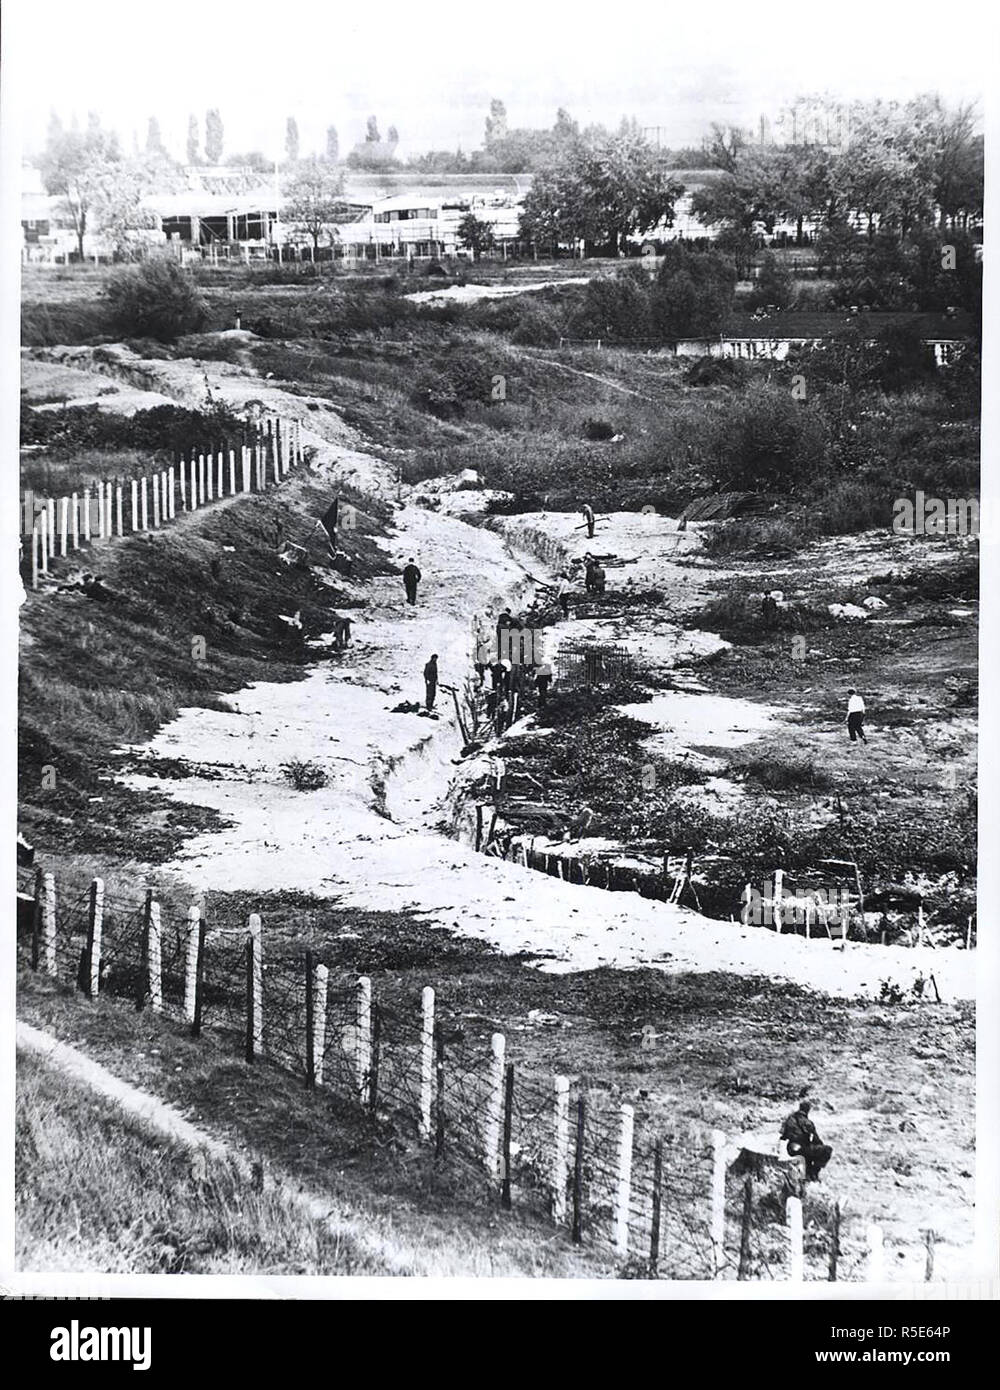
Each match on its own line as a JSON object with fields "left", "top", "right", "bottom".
{"left": 2, "top": 0, "right": 997, "bottom": 1329}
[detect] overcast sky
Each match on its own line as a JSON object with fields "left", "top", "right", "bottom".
{"left": 5, "top": 0, "right": 989, "bottom": 161}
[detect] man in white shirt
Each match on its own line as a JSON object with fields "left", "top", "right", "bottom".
{"left": 846, "top": 688, "right": 867, "bottom": 743}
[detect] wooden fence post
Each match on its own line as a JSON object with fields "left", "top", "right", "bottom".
{"left": 243, "top": 914, "right": 263, "bottom": 1061}
{"left": 923, "top": 1228, "right": 936, "bottom": 1282}
{"left": 43, "top": 871, "right": 57, "bottom": 977}
{"left": 305, "top": 950, "right": 316, "bottom": 1087}
{"left": 313, "top": 962, "right": 328, "bottom": 1088}
{"left": 184, "top": 905, "right": 201, "bottom": 1023}
{"left": 71, "top": 492, "right": 79, "bottom": 549}
{"left": 650, "top": 1138, "right": 663, "bottom": 1276}
{"left": 738, "top": 1176, "right": 753, "bottom": 1280}
{"left": 434, "top": 1022, "right": 445, "bottom": 1159}
{"left": 370, "top": 1002, "right": 381, "bottom": 1113}
{"left": 572, "top": 1094, "right": 585, "bottom": 1244}
{"left": 59, "top": 497, "right": 68, "bottom": 556}
{"left": 553, "top": 1074, "right": 570, "bottom": 1223}
{"left": 82, "top": 488, "right": 91, "bottom": 544}
{"left": 485, "top": 1032, "right": 506, "bottom": 1178}
{"left": 615, "top": 1102, "right": 635, "bottom": 1255}
{"left": 192, "top": 917, "right": 207, "bottom": 1036}
{"left": 501, "top": 1062, "right": 514, "bottom": 1210}
{"left": 85, "top": 877, "right": 104, "bottom": 999}
{"left": 31, "top": 866, "right": 42, "bottom": 969}
{"left": 828, "top": 1200, "right": 841, "bottom": 1281}
{"left": 356, "top": 975, "right": 372, "bottom": 1106}
{"left": 419, "top": 986, "right": 434, "bottom": 1139}
{"left": 140, "top": 476, "right": 149, "bottom": 532}
{"left": 787, "top": 1195, "right": 804, "bottom": 1282}
{"left": 711, "top": 1128, "right": 727, "bottom": 1278}
{"left": 867, "top": 1223, "right": 885, "bottom": 1283}
{"left": 148, "top": 899, "right": 162, "bottom": 1013}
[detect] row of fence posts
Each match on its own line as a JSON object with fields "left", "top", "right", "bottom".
{"left": 25, "top": 416, "right": 303, "bottom": 591}
{"left": 27, "top": 871, "right": 665, "bottom": 1265}
{"left": 26, "top": 869, "right": 933, "bottom": 1279}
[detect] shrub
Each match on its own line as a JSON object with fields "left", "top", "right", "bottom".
{"left": 105, "top": 260, "right": 209, "bottom": 342}
{"left": 583, "top": 418, "right": 615, "bottom": 440}
{"left": 709, "top": 384, "right": 829, "bottom": 491}
{"left": 281, "top": 759, "right": 329, "bottom": 791}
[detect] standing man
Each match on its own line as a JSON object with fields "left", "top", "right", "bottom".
{"left": 556, "top": 572, "right": 571, "bottom": 619}
{"left": 779, "top": 1101, "right": 833, "bottom": 1182}
{"left": 423, "top": 653, "right": 438, "bottom": 711}
{"left": 535, "top": 660, "right": 553, "bottom": 708}
{"left": 495, "top": 607, "right": 514, "bottom": 660}
{"left": 846, "top": 688, "right": 867, "bottom": 743}
{"left": 583, "top": 503, "right": 596, "bottom": 539}
{"left": 402, "top": 557, "right": 421, "bottom": 606}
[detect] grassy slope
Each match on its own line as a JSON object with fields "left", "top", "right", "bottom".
{"left": 16, "top": 1047, "right": 398, "bottom": 1276}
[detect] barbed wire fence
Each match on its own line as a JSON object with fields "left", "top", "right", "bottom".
{"left": 16, "top": 861, "right": 930, "bottom": 1280}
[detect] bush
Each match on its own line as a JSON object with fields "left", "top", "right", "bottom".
{"left": 709, "top": 384, "right": 829, "bottom": 491}
{"left": 583, "top": 418, "right": 615, "bottom": 440}
{"left": 105, "top": 260, "right": 209, "bottom": 342}
{"left": 281, "top": 759, "right": 329, "bottom": 791}
{"left": 747, "top": 252, "right": 795, "bottom": 312}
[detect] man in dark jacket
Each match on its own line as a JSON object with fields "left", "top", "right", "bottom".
{"left": 402, "top": 558, "right": 421, "bottom": 606}
{"left": 423, "top": 653, "right": 438, "bottom": 710}
{"left": 780, "top": 1101, "right": 833, "bottom": 1181}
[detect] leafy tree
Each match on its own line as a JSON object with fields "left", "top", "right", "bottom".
{"left": 520, "top": 125, "right": 682, "bottom": 256}
{"left": 387, "top": 124, "right": 399, "bottom": 145}
{"left": 285, "top": 117, "right": 300, "bottom": 164}
{"left": 365, "top": 115, "right": 380, "bottom": 144}
{"left": 186, "top": 114, "right": 200, "bottom": 165}
{"left": 747, "top": 251, "right": 794, "bottom": 311}
{"left": 145, "top": 117, "right": 164, "bottom": 155}
{"left": 283, "top": 156, "right": 347, "bottom": 256}
{"left": 325, "top": 125, "right": 340, "bottom": 163}
{"left": 710, "top": 383, "right": 828, "bottom": 491}
{"left": 573, "top": 266, "right": 651, "bottom": 340}
{"left": 456, "top": 213, "right": 494, "bottom": 260}
{"left": 484, "top": 99, "right": 508, "bottom": 147}
{"left": 650, "top": 244, "right": 735, "bottom": 336}
{"left": 105, "top": 259, "right": 208, "bottom": 341}
{"left": 39, "top": 115, "right": 121, "bottom": 259}
{"left": 225, "top": 150, "right": 272, "bottom": 174}
{"left": 204, "top": 108, "right": 224, "bottom": 163}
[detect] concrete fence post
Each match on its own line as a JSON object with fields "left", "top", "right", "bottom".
{"left": 140, "top": 477, "right": 149, "bottom": 532}
{"left": 787, "top": 1195, "right": 804, "bottom": 1282}
{"left": 615, "top": 1102, "right": 635, "bottom": 1255}
{"left": 773, "top": 868, "right": 785, "bottom": 934}
{"left": 148, "top": 900, "right": 162, "bottom": 1013}
{"left": 356, "top": 976, "right": 372, "bottom": 1106}
{"left": 247, "top": 913, "right": 263, "bottom": 1059}
{"left": 82, "top": 488, "right": 91, "bottom": 544}
{"left": 59, "top": 497, "right": 68, "bottom": 556}
{"left": 115, "top": 483, "right": 123, "bottom": 537}
{"left": 711, "top": 1128, "right": 727, "bottom": 1278}
{"left": 179, "top": 459, "right": 187, "bottom": 511}
{"left": 130, "top": 480, "right": 139, "bottom": 531}
{"left": 206, "top": 451, "right": 214, "bottom": 502}
{"left": 485, "top": 1032, "right": 506, "bottom": 1178}
{"left": 39, "top": 510, "right": 49, "bottom": 574}
{"left": 867, "top": 1223, "right": 885, "bottom": 1283}
{"left": 241, "top": 445, "right": 250, "bottom": 493}
{"left": 168, "top": 466, "right": 176, "bottom": 519}
{"left": 48, "top": 497, "right": 57, "bottom": 554}
{"left": 31, "top": 528, "right": 39, "bottom": 590}
{"left": 272, "top": 422, "right": 280, "bottom": 485}
{"left": 419, "top": 986, "right": 435, "bottom": 1139}
{"left": 312, "top": 963, "right": 328, "bottom": 1087}
{"left": 190, "top": 458, "right": 197, "bottom": 509}
{"left": 43, "top": 871, "right": 57, "bottom": 976}
{"left": 553, "top": 1075, "right": 570, "bottom": 1223}
{"left": 184, "top": 905, "right": 201, "bottom": 1023}
{"left": 229, "top": 449, "right": 236, "bottom": 496}
{"left": 152, "top": 472, "right": 161, "bottom": 528}
{"left": 97, "top": 485, "right": 105, "bottom": 540}
{"left": 86, "top": 877, "right": 104, "bottom": 998}
{"left": 198, "top": 454, "right": 206, "bottom": 504}
{"left": 217, "top": 451, "right": 224, "bottom": 499}
{"left": 71, "top": 492, "right": 79, "bottom": 549}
